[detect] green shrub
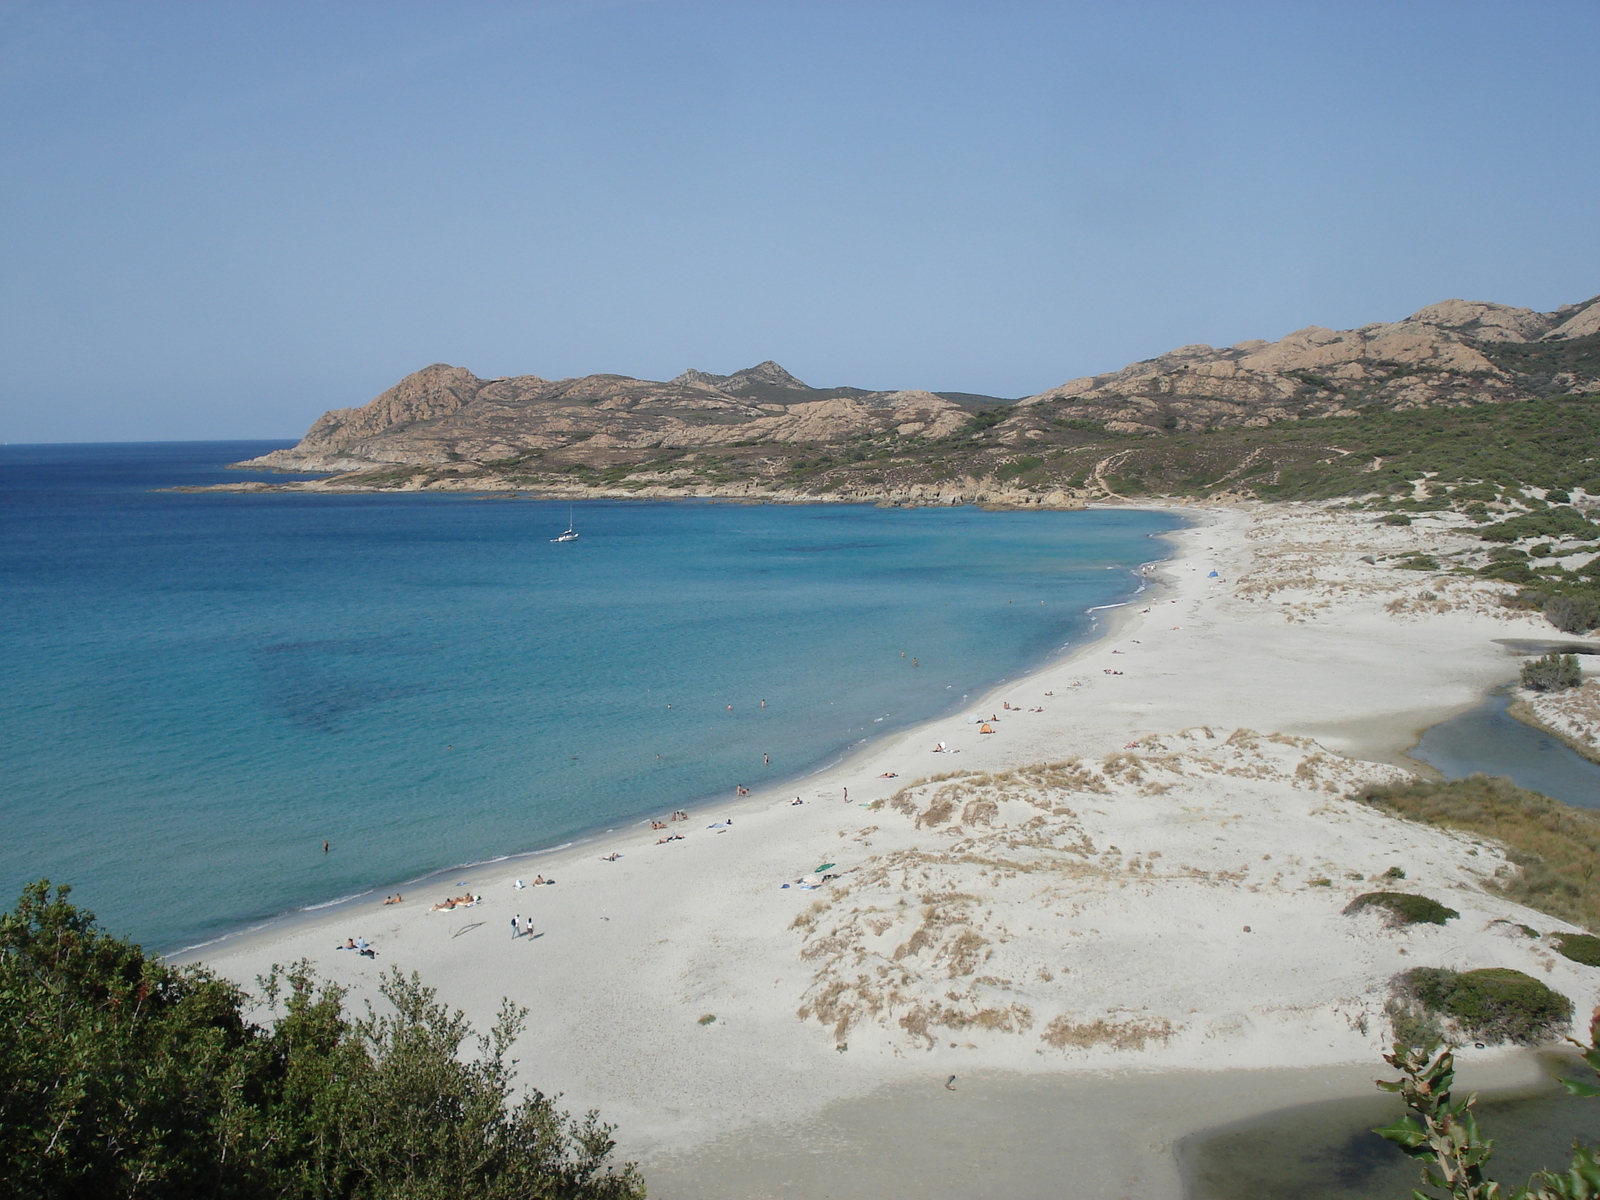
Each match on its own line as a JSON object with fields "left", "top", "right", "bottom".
{"left": 1382, "top": 512, "right": 1413, "bottom": 526}
{"left": 1521, "top": 652, "right": 1582, "bottom": 691}
{"left": 1344, "top": 891, "right": 1459, "bottom": 925}
{"left": 1554, "top": 932, "right": 1600, "bottom": 967}
{"left": 1479, "top": 506, "right": 1600, "bottom": 543}
{"left": 1545, "top": 593, "right": 1600, "bottom": 634}
{"left": 0, "top": 882, "right": 645, "bottom": 1200}
{"left": 1384, "top": 865, "right": 1407, "bottom": 880}
{"left": 1397, "top": 966, "right": 1572, "bottom": 1045}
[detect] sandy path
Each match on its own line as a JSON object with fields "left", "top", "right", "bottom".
{"left": 187, "top": 500, "right": 1591, "bottom": 1197}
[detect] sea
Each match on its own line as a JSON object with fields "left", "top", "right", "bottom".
{"left": 0, "top": 441, "right": 1183, "bottom": 953}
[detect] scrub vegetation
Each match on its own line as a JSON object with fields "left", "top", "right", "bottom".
{"left": 0, "top": 881, "right": 645, "bottom": 1200}
{"left": 1392, "top": 966, "right": 1571, "bottom": 1046}
{"left": 1344, "top": 891, "right": 1460, "bottom": 926}
{"left": 1355, "top": 777, "right": 1600, "bottom": 932}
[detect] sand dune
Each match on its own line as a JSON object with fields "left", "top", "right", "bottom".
{"left": 188, "top": 500, "right": 1596, "bottom": 1198}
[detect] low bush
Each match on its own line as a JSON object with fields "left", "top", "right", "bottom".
{"left": 1479, "top": 505, "right": 1600, "bottom": 543}
{"left": 1344, "top": 891, "right": 1459, "bottom": 926}
{"left": 1396, "top": 966, "right": 1572, "bottom": 1045}
{"left": 1356, "top": 776, "right": 1600, "bottom": 931}
{"left": 1381, "top": 512, "right": 1413, "bottom": 526}
{"left": 1521, "top": 652, "right": 1583, "bottom": 691}
{"left": 1545, "top": 593, "right": 1600, "bottom": 634}
{"left": 1554, "top": 932, "right": 1600, "bottom": 967}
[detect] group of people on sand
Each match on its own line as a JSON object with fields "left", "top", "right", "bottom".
{"left": 734, "top": 785, "right": 750, "bottom": 795}
{"left": 382, "top": 894, "right": 403, "bottom": 905}
{"left": 338, "top": 936, "right": 376, "bottom": 958}
{"left": 430, "top": 891, "right": 479, "bottom": 911}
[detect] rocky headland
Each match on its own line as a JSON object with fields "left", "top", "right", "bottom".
{"left": 199, "top": 294, "right": 1600, "bottom": 508}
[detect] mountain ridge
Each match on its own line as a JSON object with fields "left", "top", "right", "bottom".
{"left": 229, "top": 292, "right": 1600, "bottom": 506}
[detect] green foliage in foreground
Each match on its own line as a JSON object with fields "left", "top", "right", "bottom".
{"left": 1355, "top": 777, "right": 1600, "bottom": 932}
{"left": 1344, "top": 891, "right": 1460, "bottom": 926}
{"left": 1376, "top": 1020, "right": 1600, "bottom": 1199}
{"left": 0, "top": 881, "right": 644, "bottom": 1200}
{"left": 1522, "top": 653, "right": 1585, "bottom": 692}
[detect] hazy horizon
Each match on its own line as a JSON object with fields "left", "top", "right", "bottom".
{"left": 3, "top": 1, "right": 1598, "bottom": 443}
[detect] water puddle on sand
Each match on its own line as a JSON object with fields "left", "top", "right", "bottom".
{"left": 1409, "top": 689, "right": 1600, "bottom": 810}
{"left": 1180, "top": 1054, "right": 1599, "bottom": 1200}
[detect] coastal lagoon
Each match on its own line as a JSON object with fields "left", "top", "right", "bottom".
{"left": 1411, "top": 689, "right": 1600, "bottom": 810}
{"left": 0, "top": 442, "right": 1181, "bottom": 951}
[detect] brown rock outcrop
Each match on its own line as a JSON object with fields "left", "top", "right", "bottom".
{"left": 1017, "top": 296, "right": 1600, "bottom": 435}
{"left": 240, "top": 362, "right": 972, "bottom": 473}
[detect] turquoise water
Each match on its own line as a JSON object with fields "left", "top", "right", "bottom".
{"left": 0, "top": 442, "right": 1181, "bottom": 952}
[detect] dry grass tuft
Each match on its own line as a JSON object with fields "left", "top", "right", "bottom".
{"left": 1040, "top": 1015, "right": 1175, "bottom": 1051}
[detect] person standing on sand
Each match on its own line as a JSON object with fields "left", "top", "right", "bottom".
{"left": 511, "top": 915, "right": 520, "bottom": 939}
{"left": 843, "top": 787, "right": 848, "bottom": 803}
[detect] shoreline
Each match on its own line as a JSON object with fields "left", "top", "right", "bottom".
{"left": 172, "top": 517, "right": 1188, "bottom": 963}
{"left": 1508, "top": 694, "right": 1600, "bottom": 767}
{"left": 188, "top": 498, "right": 1599, "bottom": 1199}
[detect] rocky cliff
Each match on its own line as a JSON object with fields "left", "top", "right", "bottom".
{"left": 227, "top": 292, "right": 1600, "bottom": 504}
{"left": 1014, "top": 296, "right": 1600, "bottom": 435}
{"left": 240, "top": 362, "right": 974, "bottom": 474}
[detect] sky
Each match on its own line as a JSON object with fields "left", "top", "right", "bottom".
{"left": 2, "top": 1, "right": 1599, "bottom": 443}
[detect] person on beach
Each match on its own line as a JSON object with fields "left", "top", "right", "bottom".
{"left": 511, "top": 915, "right": 520, "bottom": 939}
{"left": 842, "top": 787, "right": 848, "bottom": 803}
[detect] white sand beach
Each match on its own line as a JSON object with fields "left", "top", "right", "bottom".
{"left": 187, "top": 500, "right": 1600, "bottom": 1198}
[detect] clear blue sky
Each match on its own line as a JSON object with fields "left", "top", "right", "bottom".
{"left": 3, "top": 1, "right": 1598, "bottom": 442}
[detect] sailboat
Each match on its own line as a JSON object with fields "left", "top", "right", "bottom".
{"left": 551, "top": 505, "right": 578, "bottom": 543}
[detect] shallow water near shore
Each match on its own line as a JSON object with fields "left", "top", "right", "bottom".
{"left": 1411, "top": 689, "right": 1600, "bottom": 809}
{"left": 0, "top": 441, "right": 1181, "bottom": 952}
{"left": 1181, "top": 1055, "right": 1600, "bottom": 1199}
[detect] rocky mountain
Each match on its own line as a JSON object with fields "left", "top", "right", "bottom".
{"left": 1014, "top": 296, "right": 1600, "bottom": 435}
{"left": 240, "top": 362, "right": 976, "bottom": 474}
{"left": 229, "top": 293, "right": 1600, "bottom": 504}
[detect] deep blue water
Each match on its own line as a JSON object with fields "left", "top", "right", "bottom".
{"left": 0, "top": 442, "right": 1181, "bottom": 952}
